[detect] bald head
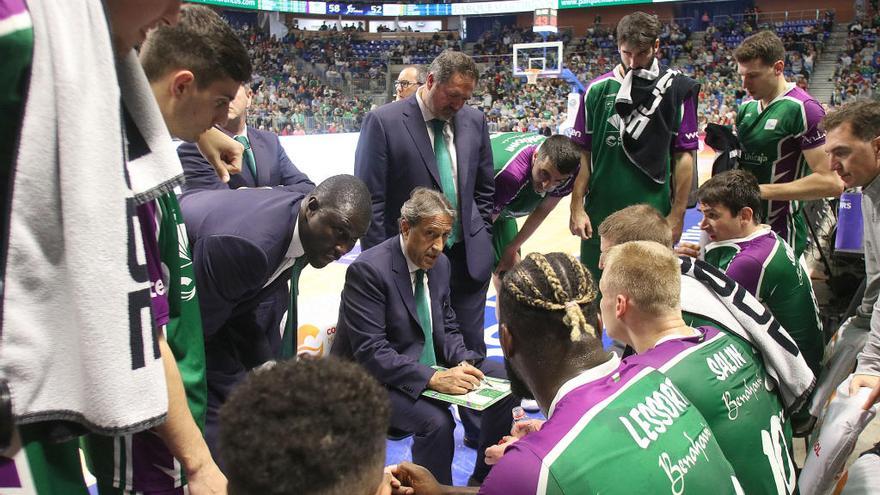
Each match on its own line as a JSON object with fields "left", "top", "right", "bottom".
{"left": 395, "top": 66, "right": 422, "bottom": 101}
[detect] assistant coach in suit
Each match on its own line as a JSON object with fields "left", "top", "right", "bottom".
{"left": 177, "top": 83, "right": 315, "bottom": 193}
{"left": 180, "top": 174, "right": 370, "bottom": 458}
{"left": 354, "top": 50, "right": 494, "bottom": 358}
{"left": 331, "top": 188, "right": 517, "bottom": 486}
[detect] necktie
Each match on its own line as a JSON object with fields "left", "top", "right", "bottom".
{"left": 430, "top": 119, "right": 460, "bottom": 246}
{"left": 280, "top": 256, "right": 309, "bottom": 359}
{"left": 234, "top": 134, "right": 258, "bottom": 183}
{"left": 414, "top": 269, "right": 436, "bottom": 366}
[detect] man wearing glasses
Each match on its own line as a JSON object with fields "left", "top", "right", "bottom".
{"left": 395, "top": 65, "right": 423, "bottom": 101}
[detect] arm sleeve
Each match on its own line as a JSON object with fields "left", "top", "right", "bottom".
{"left": 798, "top": 98, "right": 827, "bottom": 150}
{"left": 673, "top": 96, "right": 699, "bottom": 152}
{"left": 724, "top": 252, "right": 764, "bottom": 297}
{"left": 478, "top": 444, "right": 547, "bottom": 495}
{"left": 493, "top": 167, "right": 521, "bottom": 216}
{"left": 192, "top": 235, "right": 270, "bottom": 338}
{"left": 177, "top": 142, "right": 228, "bottom": 192}
{"left": 856, "top": 219, "right": 880, "bottom": 375}
{"left": 353, "top": 112, "right": 388, "bottom": 250}
{"left": 474, "top": 114, "right": 495, "bottom": 231}
{"left": 570, "top": 91, "right": 591, "bottom": 149}
{"left": 274, "top": 135, "right": 316, "bottom": 194}
{"left": 341, "top": 262, "right": 436, "bottom": 399}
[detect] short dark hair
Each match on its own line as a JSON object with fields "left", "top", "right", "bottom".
{"left": 220, "top": 358, "right": 390, "bottom": 495}
{"left": 537, "top": 135, "right": 582, "bottom": 175}
{"left": 428, "top": 50, "right": 479, "bottom": 85}
{"left": 312, "top": 174, "right": 371, "bottom": 230}
{"left": 140, "top": 4, "right": 251, "bottom": 88}
{"left": 734, "top": 30, "right": 785, "bottom": 66}
{"left": 598, "top": 204, "right": 673, "bottom": 248}
{"left": 822, "top": 100, "right": 880, "bottom": 141}
{"left": 697, "top": 170, "right": 763, "bottom": 223}
{"left": 499, "top": 253, "right": 605, "bottom": 362}
{"left": 617, "top": 12, "right": 661, "bottom": 49}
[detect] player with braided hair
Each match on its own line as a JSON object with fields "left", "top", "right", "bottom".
{"left": 391, "top": 252, "right": 741, "bottom": 494}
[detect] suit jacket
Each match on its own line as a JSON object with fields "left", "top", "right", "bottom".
{"left": 353, "top": 96, "right": 494, "bottom": 282}
{"left": 179, "top": 188, "right": 305, "bottom": 360}
{"left": 178, "top": 125, "right": 314, "bottom": 194}
{"left": 331, "top": 236, "right": 480, "bottom": 400}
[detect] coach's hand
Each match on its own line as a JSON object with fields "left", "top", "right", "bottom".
{"left": 675, "top": 242, "right": 701, "bottom": 259}
{"left": 428, "top": 364, "right": 483, "bottom": 395}
{"left": 197, "top": 127, "right": 244, "bottom": 183}
{"left": 569, "top": 208, "right": 592, "bottom": 240}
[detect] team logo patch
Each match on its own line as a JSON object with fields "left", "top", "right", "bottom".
{"left": 764, "top": 119, "right": 778, "bottom": 130}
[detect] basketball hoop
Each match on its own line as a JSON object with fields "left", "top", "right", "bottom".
{"left": 525, "top": 69, "right": 541, "bottom": 85}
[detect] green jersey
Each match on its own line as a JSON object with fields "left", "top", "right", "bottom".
{"left": 735, "top": 86, "right": 826, "bottom": 258}
{"left": 704, "top": 226, "right": 823, "bottom": 376}
{"left": 480, "top": 357, "right": 742, "bottom": 494}
{"left": 626, "top": 326, "right": 796, "bottom": 495}
{"left": 570, "top": 68, "right": 698, "bottom": 278}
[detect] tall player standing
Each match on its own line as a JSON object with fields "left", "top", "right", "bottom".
{"left": 731, "top": 31, "right": 843, "bottom": 258}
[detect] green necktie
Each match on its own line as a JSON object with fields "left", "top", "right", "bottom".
{"left": 233, "top": 134, "right": 258, "bottom": 182}
{"left": 280, "top": 256, "right": 309, "bottom": 360}
{"left": 414, "top": 269, "right": 436, "bottom": 366}
{"left": 430, "top": 119, "right": 460, "bottom": 246}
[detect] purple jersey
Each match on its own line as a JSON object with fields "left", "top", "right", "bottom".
{"left": 136, "top": 200, "right": 169, "bottom": 329}
{"left": 479, "top": 356, "right": 740, "bottom": 494}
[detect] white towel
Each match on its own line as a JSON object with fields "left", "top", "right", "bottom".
{"left": 0, "top": 0, "right": 183, "bottom": 435}
{"left": 680, "top": 257, "right": 816, "bottom": 413}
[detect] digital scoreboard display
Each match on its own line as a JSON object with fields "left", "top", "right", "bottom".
{"left": 559, "top": 0, "right": 668, "bottom": 8}
{"left": 326, "top": 3, "right": 385, "bottom": 16}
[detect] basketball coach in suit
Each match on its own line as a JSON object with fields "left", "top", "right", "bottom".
{"left": 331, "top": 188, "right": 517, "bottom": 486}
{"left": 177, "top": 83, "right": 315, "bottom": 193}
{"left": 179, "top": 174, "right": 370, "bottom": 458}
{"left": 354, "top": 50, "right": 494, "bottom": 359}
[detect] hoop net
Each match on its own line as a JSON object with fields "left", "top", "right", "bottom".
{"left": 525, "top": 69, "right": 541, "bottom": 85}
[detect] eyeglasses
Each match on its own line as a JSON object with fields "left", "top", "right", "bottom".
{"left": 394, "top": 80, "right": 419, "bottom": 88}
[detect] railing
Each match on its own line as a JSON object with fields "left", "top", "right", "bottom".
{"left": 714, "top": 9, "right": 834, "bottom": 27}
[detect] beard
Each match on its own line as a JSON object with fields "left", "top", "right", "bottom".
{"left": 504, "top": 358, "right": 535, "bottom": 400}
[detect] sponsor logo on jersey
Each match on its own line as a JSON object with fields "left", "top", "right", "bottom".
{"left": 801, "top": 130, "right": 826, "bottom": 145}
{"left": 658, "top": 426, "right": 715, "bottom": 495}
{"left": 742, "top": 151, "right": 769, "bottom": 165}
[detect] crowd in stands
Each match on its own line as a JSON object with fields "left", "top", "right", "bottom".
{"left": 227, "top": 8, "right": 871, "bottom": 137}
{"left": 230, "top": 21, "right": 457, "bottom": 134}
{"left": 830, "top": 14, "right": 880, "bottom": 105}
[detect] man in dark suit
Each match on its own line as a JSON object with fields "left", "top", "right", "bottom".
{"left": 179, "top": 174, "right": 370, "bottom": 458}
{"left": 331, "top": 188, "right": 517, "bottom": 486}
{"left": 177, "top": 83, "right": 314, "bottom": 193}
{"left": 354, "top": 50, "right": 494, "bottom": 359}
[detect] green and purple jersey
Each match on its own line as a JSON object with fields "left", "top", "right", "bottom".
{"left": 704, "top": 226, "right": 823, "bottom": 376}
{"left": 479, "top": 356, "right": 741, "bottom": 495}
{"left": 570, "top": 68, "right": 698, "bottom": 278}
{"left": 735, "top": 86, "right": 826, "bottom": 258}
{"left": 624, "top": 326, "right": 796, "bottom": 495}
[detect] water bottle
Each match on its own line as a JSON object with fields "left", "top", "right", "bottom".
{"left": 512, "top": 406, "right": 534, "bottom": 435}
